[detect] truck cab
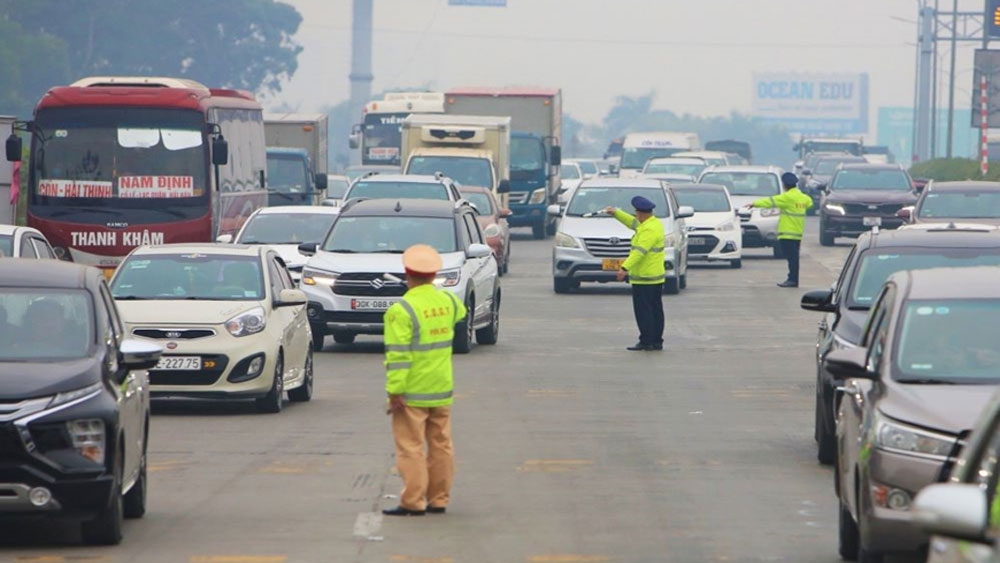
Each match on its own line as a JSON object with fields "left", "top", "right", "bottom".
{"left": 265, "top": 147, "right": 327, "bottom": 206}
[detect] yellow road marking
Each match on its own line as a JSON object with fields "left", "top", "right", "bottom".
{"left": 190, "top": 557, "right": 287, "bottom": 563}
{"left": 527, "top": 556, "right": 611, "bottom": 562}
{"left": 16, "top": 557, "right": 111, "bottom": 562}
{"left": 517, "top": 459, "right": 593, "bottom": 473}
{"left": 391, "top": 557, "right": 455, "bottom": 562}
{"left": 258, "top": 460, "right": 335, "bottom": 474}
{"left": 148, "top": 460, "right": 187, "bottom": 473}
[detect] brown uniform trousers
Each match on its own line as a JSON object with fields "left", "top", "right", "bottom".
{"left": 392, "top": 405, "right": 454, "bottom": 510}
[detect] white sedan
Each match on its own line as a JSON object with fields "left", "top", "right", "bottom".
{"left": 670, "top": 183, "right": 743, "bottom": 268}
{"left": 0, "top": 225, "right": 57, "bottom": 259}
{"left": 111, "top": 244, "right": 313, "bottom": 413}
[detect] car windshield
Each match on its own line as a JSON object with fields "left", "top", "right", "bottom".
{"left": 896, "top": 299, "right": 1000, "bottom": 383}
{"left": 406, "top": 156, "right": 492, "bottom": 188}
{"left": 576, "top": 161, "right": 598, "bottom": 175}
{"left": 699, "top": 172, "right": 779, "bottom": 196}
{"left": 674, "top": 188, "right": 731, "bottom": 212}
{"left": 644, "top": 161, "right": 707, "bottom": 176}
{"left": 323, "top": 216, "right": 457, "bottom": 254}
{"left": 462, "top": 192, "right": 494, "bottom": 215}
{"left": 349, "top": 181, "right": 449, "bottom": 200}
{"left": 112, "top": 254, "right": 265, "bottom": 300}
{"left": 831, "top": 169, "right": 911, "bottom": 190}
{"left": 918, "top": 191, "right": 1000, "bottom": 219}
{"left": 0, "top": 235, "right": 12, "bottom": 257}
{"left": 238, "top": 213, "right": 337, "bottom": 245}
{"left": 621, "top": 147, "right": 684, "bottom": 169}
{"left": 566, "top": 187, "right": 669, "bottom": 218}
{"left": 849, "top": 249, "right": 1000, "bottom": 307}
{"left": 0, "top": 289, "right": 94, "bottom": 361}
{"left": 561, "top": 166, "right": 581, "bottom": 180}
{"left": 267, "top": 154, "right": 310, "bottom": 193}
{"left": 326, "top": 178, "right": 350, "bottom": 199}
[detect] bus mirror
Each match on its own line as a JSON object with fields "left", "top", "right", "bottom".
{"left": 315, "top": 173, "right": 328, "bottom": 190}
{"left": 5, "top": 134, "right": 22, "bottom": 162}
{"left": 348, "top": 124, "right": 361, "bottom": 149}
{"left": 212, "top": 136, "right": 229, "bottom": 166}
{"left": 550, "top": 145, "right": 562, "bottom": 166}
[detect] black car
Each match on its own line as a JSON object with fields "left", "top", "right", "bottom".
{"left": 0, "top": 259, "right": 161, "bottom": 544}
{"left": 818, "top": 163, "right": 918, "bottom": 246}
{"left": 801, "top": 154, "right": 867, "bottom": 212}
{"left": 800, "top": 226, "right": 1000, "bottom": 464}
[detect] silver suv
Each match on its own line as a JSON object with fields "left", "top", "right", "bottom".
{"left": 341, "top": 173, "right": 464, "bottom": 202}
{"left": 548, "top": 178, "right": 692, "bottom": 294}
{"left": 298, "top": 198, "right": 500, "bottom": 353}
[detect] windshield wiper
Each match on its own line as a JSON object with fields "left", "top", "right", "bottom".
{"left": 114, "top": 295, "right": 149, "bottom": 300}
{"left": 896, "top": 378, "right": 957, "bottom": 385}
{"left": 371, "top": 249, "right": 405, "bottom": 254}
{"left": 326, "top": 248, "right": 357, "bottom": 253}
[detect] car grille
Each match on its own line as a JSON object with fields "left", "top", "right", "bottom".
{"left": 149, "top": 354, "right": 229, "bottom": 386}
{"left": 323, "top": 311, "right": 386, "bottom": 323}
{"left": 333, "top": 273, "right": 408, "bottom": 297}
{"left": 583, "top": 237, "right": 632, "bottom": 258}
{"left": 133, "top": 328, "right": 216, "bottom": 340}
{"left": 0, "top": 424, "right": 24, "bottom": 457}
{"left": 842, "top": 202, "right": 903, "bottom": 215}
{"left": 509, "top": 192, "right": 530, "bottom": 205}
{"left": 687, "top": 235, "right": 720, "bottom": 255}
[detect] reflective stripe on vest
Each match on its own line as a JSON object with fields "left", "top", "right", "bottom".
{"left": 386, "top": 341, "right": 454, "bottom": 353}
{"left": 631, "top": 245, "right": 666, "bottom": 254}
{"left": 398, "top": 300, "right": 421, "bottom": 347}
{"left": 405, "top": 390, "right": 454, "bottom": 401}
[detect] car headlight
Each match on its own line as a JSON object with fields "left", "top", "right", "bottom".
{"left": 434, "top": 269, "right": 461, "bottom": 287}
{"left": 529, "top": 188, "right": 547, "bottom": 204}
{"left": 759, "top": 208, "right": 780, "bottom": 217}
{"left": 66, "top": 419, "right": 105, "bottom": 464}
{"left": 483, "top": 224, "right": 501, "bottom": 238}
{"left": 226, "top": 307, "right": 267, "bottom": 337}
{"left": 824, "top": 203, "right": 846, "bottom": 215}
{"left": 830, "top": 331, "right": 855, "bottom": 352}
{"left": 302, "top": 268, "right": 339, "bottom": 286}
{"left": 717, "top": 221, "right": 737, "bottom": 232}
{"left": 875, "top": 414, "right": 955, "bottom": 458}
{"left": 555, "top": 232, "right": 580, "bottom": 248}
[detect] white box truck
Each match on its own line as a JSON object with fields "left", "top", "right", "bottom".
{"left": 618, "top": 132, "right": 701, "bottom": 178}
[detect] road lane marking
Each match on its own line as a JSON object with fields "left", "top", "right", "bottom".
{"left": 16, "top": 557, "right": 111, "bottom": 562}
{"left": 391, "top": 557, "right": 455, "bottom": 562}
{"left": 190, "top": 557, "right": 287, "bottom": 563}
{"left": 353, "top": 511, "right": 383, "bottom": 538}
{"left": 517, "top": 459, "right": 593, "bottom": 473}
{"left": 527, "top": 556, "right": 611, "bottom": 562}
{"left": 148, "top": 459, "right": 187, "bottom": 472}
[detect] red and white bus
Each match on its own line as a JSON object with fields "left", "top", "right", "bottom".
{"left": 6, "top": 76, "right": 267, "bottom": 275}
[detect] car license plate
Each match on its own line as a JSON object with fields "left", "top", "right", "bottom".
{"left": 152, "top": 356, "right": 201, "bottom": 371}
{"left": 689, "top": 237, "right": 707, "bottom": 245}
{"left": 863, "top": 216, "right": 882, "bottom": 227}
{"left": 602, "top": 258, "right": 624, "bottom": 271}
{"left": 351, "top": 298, "right": 397, "bottom": 311}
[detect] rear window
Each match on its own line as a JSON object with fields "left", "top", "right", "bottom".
{"left": 674, "top": 188, "right": 731, "bottom": 212}
{"left": 699, "top": 172, "right": 779, "bottom": 196}
{"left": 349, "top": 181, "right": 449, "bottom": 200}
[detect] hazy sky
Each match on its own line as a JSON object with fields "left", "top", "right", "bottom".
{"left": 275, "top": 0, "right": 984, "bottom": 131}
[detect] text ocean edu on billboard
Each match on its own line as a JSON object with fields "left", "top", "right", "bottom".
{"left": 752, "top": 73, "right": 869, "bottom": 134}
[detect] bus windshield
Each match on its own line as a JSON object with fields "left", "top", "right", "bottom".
{"left": 29, "top": 107, "right": 209, "bottom": 224}
{"left": 362, "top": 112, "right": 406, "bottom": 166}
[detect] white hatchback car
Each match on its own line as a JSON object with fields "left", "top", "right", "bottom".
{"left": 670, "top": 183, "right": 743, "bottom": 268}
{"left": 549, "top": 178, "right": 693, "bottom": 294}
{"left": 0, "top": 225, "right": 57, "bottom": 259}
{"left": 220, "top": 206, "right": 341, "bottom": 283}
{"left": 111, "top": 244, "right": 312, "bottom": 413}
{"left": 698, "top": 165, "right": 786, "bottom": 258}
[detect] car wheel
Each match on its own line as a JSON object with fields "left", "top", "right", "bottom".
{"left": 663, "top": 278, "right": 680, "bottom": 295}
{"left": 255, "top": 354, "right": 284, "bottom": 414}
{"left": 311, "top": 328, "right": 325, "bottom": 351}
{"left": 816, "top": 393, "right": 836, "bottom": 465}
{"left": 553, "top": 278, "right": 576, "bottom": 294}
{"left": 838, "top": 500, "right": 860, "bottom": 561}
{"left": 453, "top": 298, "right": 474, "bottom": 354}
{"left": 123, "top": 435, "right": 147, "bottom": 519}
{"left": 475, "top": 293, "right": 500, "bottom": 345}
{"left": 532, "top": 222, "right": 546, "bottom": 240}
{"left": 82, "top": 448, "right": 124, "bottom": 545}
{"left": 332, "top": 331, "right": 356, "bottom": 344}
{"left": 288, "top": 348, "right": 313, "bottom": 403}
{"left": 679, "top": 274, "right": 687, "bottom": 290}
{"left": 820, "top": 217, "right": 836, "bottom": 246}
{"left": 730, "top": 259, "right": 742, "bottom": 269}
{"left": 546, "top": 219, "right": 557, "bottom": 236}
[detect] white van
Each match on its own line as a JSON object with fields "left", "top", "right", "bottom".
{"left": 618, "top": 132, "right": 701, "bottom": 178}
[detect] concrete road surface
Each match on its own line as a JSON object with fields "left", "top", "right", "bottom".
{"left": 3, "top": 220, "right": 919, "bottom": 562}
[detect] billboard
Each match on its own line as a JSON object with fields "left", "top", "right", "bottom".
{"left": 752, "top": 73, "right": 869, "bottom": 134}
{"left": 972, "top": 50, "right": 1000, "bottom": 127}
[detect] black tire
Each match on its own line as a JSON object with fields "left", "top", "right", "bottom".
{"left": 532, "top": 222, "right": 546, "bottom": 240}
{"left": 82, "top": 449, "right": 124, "bottom": 545}
{"left": 122, "top": 434, "right": 147, "bottom": 519}
{"left": 475, "top": 293, "right": 500, "bottom": 345}
{"left": 255, "top": 355, "right": 284, "bottom": 414}
{"left": 288, "top": 348, "right": 313, "bottom": 403}
{"left": 858, "top": 548, "right": 884, "bottom": 563}
{"left": 663, "top": 278, "right": 680, "bottom": 295}
{"left": 820, "top": 217, "right": 836, "bottom": 246}
{"left": 838, "top": 501, "right": 860, "bottom": 561}
{"left": 679, "top": 274, "right": 687, "bottom": 290}
{"left": 553, "top": 278, "right": 576, "bottom": 294}
{"left": 772, "top": 243, "right": 784, "bottom": 259}
{"left": 546, "top": 219, "right": 557, "bottom": 236}
{"left": 332, "top": 331, "right": 356, "bottom": 344}
{"left": 311, "top": 328, "right": 325, "bottom": 351}
{"left": 453, "top": 298, "right": 474, "bottom": 354}
{"left": 816, "top": 393, "right": 836, "bottom": 465}
{"left": 730, "top": 259, "right": 742, "bottom": 269}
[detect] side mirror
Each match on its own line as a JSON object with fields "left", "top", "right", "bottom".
{"left": 676, "top": 205, "right": 695, "bottom": 219}
{"left": 275, "top": 288, "right": 307, "bottom": 308}
{"left": 497, "top": 179, "right": 511, "bottom": 194}
{"left": 298, "top": 242, "right": 318, "bottom": 256}
{"left": 119, "top": 339, "right": 163, "bottom": 371}
{"left": 549, "top": 145, "right": 562, "bottom": 166}
{"left": 547, "top": 204, "right": 563, "bottom": 217}
{"left": 466, "top": 243, "right": 492, "bottom": 259}
{"left": 500, "top": 208, "right": 512, "bottom": 218}
{"left": 896, "top": 207, "right": 912, "bottom": 221}
{"left": 348, "top": 125, "right": 361, "bottom": 149}
{"left": 5, "top": 134, "right": 22, "bottom": 162}
{"left": 212, "top": 135, "right": 229, "bottom": 166}
{"left": 913, "top": 483, "right": 988, "bottom": 541}
{"left": 216, "top": 234, "right": 234, "bottom": 244}
{"left": 800, "top": 289, "right": 835, "bottom": 313}
{"left": 823, "top": 348, "right": 876, "bottom": 381}
{"left": 314, "top": 173, "right": 328, "bottom": 190}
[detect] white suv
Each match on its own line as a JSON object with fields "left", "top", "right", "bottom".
{"left": 548, "top": 178, "right": 693, "bottom": 294}
{"left": 341, "top": 173, "right": 464, "bottom": 203}
{"left": 697, "top": 165, "right": 785, "bottom": 258}
{"left": 298, "top": 198, "right": 500, "bottom": 353}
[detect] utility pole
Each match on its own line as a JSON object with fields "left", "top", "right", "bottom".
{"left": 916, "top": 4, "right": 935, "bottom": 162}
{"left": 946, "top": 0, "right": 959, "bottom": 157}
{"left": 349, "top": 0, "right": 374, "bottom": 166}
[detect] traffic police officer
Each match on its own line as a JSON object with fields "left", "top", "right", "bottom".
{"left": 603, "top": 196, "right": 666, "bottom": 351}
{"left": 745, "top": 172, "right": 813, "bottom": 287}
{"left": 382, "top": 244, "right": 467, "bottom": 516}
